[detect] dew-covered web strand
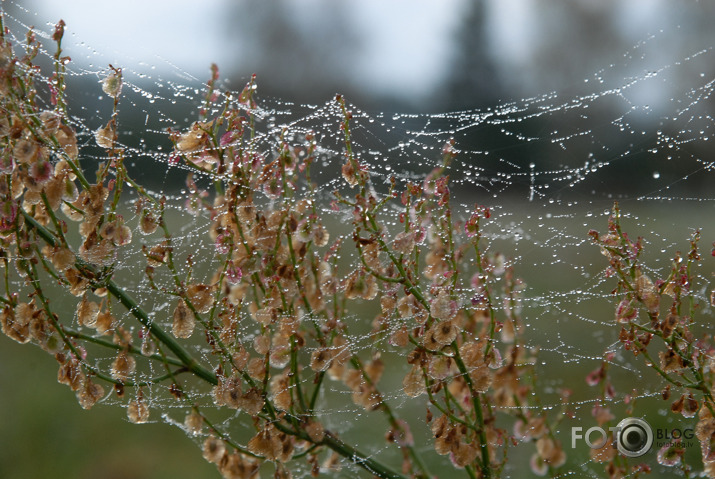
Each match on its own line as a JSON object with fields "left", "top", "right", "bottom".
{"left": 2, "top": 8, "right": 714, "bottom": 478}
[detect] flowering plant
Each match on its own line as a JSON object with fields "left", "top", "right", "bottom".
{"left": 1, "top": 16, "right": 713, "bottom": 479}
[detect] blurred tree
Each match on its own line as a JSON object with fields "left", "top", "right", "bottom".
{"left": 519, "top": 1, "right": 623, "bottom": 95}
{"left": 223, "top": 0, "right": 368, "bottom": 106}
{"left": 442, "top": 0, "right": 503, "bottom": 110}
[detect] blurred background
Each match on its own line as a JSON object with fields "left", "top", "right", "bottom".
{"left": 5, "top": 0, "right": 715, "bottom": 111}
{"left": 1, "top": 0, "right": 714, "bottom": 477}
{"left": 4, "top": 0, "right": 713, "bottom": 196}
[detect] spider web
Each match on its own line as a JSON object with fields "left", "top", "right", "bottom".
{"left": 1, "top": 6, "right": 714, "bottom": 479}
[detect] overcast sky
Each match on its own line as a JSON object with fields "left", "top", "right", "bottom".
{"left": 7, "top": 0, "right": 713, "bottom": 113}
{"left": 14, "top": 0, "right": 467, "bottom": 100}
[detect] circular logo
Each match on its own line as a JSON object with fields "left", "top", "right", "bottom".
{"left": 616, "top": 417, "right": 653, "bottom": 457}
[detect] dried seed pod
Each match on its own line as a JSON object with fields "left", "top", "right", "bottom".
{"left": 139, "top": 209, "right": 158, "bottom": 235}
{"left": 127, "top": 394, "right": 150, "bottom": 424}
{"left": 140, "top": 333, "right": 156, "bottom": 357}
{"left": 393, "top": 231, "right": 415, "bottom": 255}
{"left": 202, "top": 436, "right": 225, "bottom": 464}
{"left": 403, "top": 365, "right": 426, "bottom": 398}
{"left": 1, "top": 305, "right": 31, "bottom": 344}
{"left": 57, "top": 356, "right": 85, "bottom": 391}
{"left": 76, "top": 378, "right": 104, "bottom": 410}
{"left": 241, "top": 388, "right": 264, "bottom": 416}
{"left": 309, "top": 347, "right": 334, "bottom": 372}
{"left": 219, "top": 452, "right": 260, "bottom": 479}
{"left": 100, "top": 216, "right": 132, "bottom": 246}
{"left": 186, "top": 283, "right": 213, "bottom": 313}
{"left": 76, "top": 294, "right": 99, "bottom": 328}
{"left": 635, "top": 273, "right": 660, "bottom": 315}
{"left": 312, "top": 223, "right": 329, "bottom": 247}
{"left": 43, "top": 177, "right": 64, "bottom": 210}
{"left": 172, "top": 299, "right": 195, "bottom": 339}
{"left": 247, "top": 357, "right": 265, "bottom": 380}
{"left": 452, "top": 442, "right": 478, "bottom": 467}
{"left": 94, "top": 120, "right": 115, "bottom": 149}
{"left": 615, "top": 298, "right": 638, "bottom": 323}
{"left": 423, "top": 319, "right": 458, "bottom": 350}
{"left": 247, "top": 427, "right": 282, "bottom": 461}
{"left": 145, "top": 243, "right": 170, "bottom": 266}
{"left": 221, "top": 376, "right": 243, "bottom": 410}
{"left": 431, "top": 290, "right": 457, "bottom": 321}
{"left": 660, "top": 312, "right": 679, "bottom": 338}
{"left": 253, "top": 306, "right": 275, "bottom": 326}
{"left": 427, "top": 355, "right": 457, "bottom": 380}
{"left": 110, "top": 351, "right": 136, "bottom": 381}
{"left": 13, "top": 138, "right": 39, "bottom": 165}
{"left": 253, "top": 334, "right": 270, "bottom": 355}
{"left": 469, "top": 361, "right": 492, "bottom": 393}
{"left": 176, "top": 121, "right": 211, "bottom": 152}
{"left": 94, "top": 310, "right": 115, "bottom": 335}
{"left": 389, "top": 326, "right": 409, "bottom": 348}
{"left": 341, "top": 160, "right": 358, "bottom": 187}
{"left": 184, "top": 410, "right": 203, "bottom": 436}
{"left": 102, "top": 67, "right": 123, "bottom": 98}
{"left": 56, "top": 124, "right": 79, "bottom": 159}
{"left": 271, "top": 372, "right": 292, "bottom": 411}
{"left": 50, "top": 246, "right": 75, "bottom": 271}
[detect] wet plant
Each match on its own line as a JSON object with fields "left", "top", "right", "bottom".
{"left": 0, "top": 15, "right": 713, "bottom": 479}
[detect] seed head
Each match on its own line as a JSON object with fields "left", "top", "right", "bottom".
{"left": 172, "top": 299, "right": 195, "bottom": 339}
{"left": 184, "top": 410, "right": 203, "bottom": 436}
{"left": 101, "top": 67, "right": 123, "bottom": 98}
{"left": 635, "top": 273, "right": 660, "bottom": 315}
{"left": 111, "top": 351, "right": 136, "bottom": 381}
{"left": 202, "top": 436, "right": 226, "bottom": 464}
{"left": 186, "top": 283, "right": 213, "bottom": 313}
{"left": 76, "top": 294, "right": 99, "bottom": 328}
{"left": 127, "top": 395, "right": 150, "bottom": 424}
{"left": 94, "top": 120, "right": 116, "bottom": 149}
{"left": 76, "top": 378, "right": 104, "bottom": 410}
{"left": 403, "top": 365, "right": 426, "bottom": 398}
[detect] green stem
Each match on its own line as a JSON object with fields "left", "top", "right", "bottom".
{"left": 105, "top": 279, "right": 217, "bottom": 385}
{"left": 40, "top": 191, "right": 67, "bottom": 245}
{"left": 290, "top": 334, "right": 308, "bottom": 412}
{"left": 320, "top": 431, "right": 407, "bottom": 479}
{"left": 472, "top": 242, "right": 497, "bottom": 357}
{"left": 21, "top": 210, "right": 218, "bottom": 386}
{"left": 64, "top": 329, "right": 185, "bottom": 368}
{"left": 309, "top": 370, "right": 325, "bottom": 412}
{"left": 452, "top": 345, "right": 492, "bottom": 478}
{"left": 351, "top": 357, "right": 431, "bottom": 478}
{"left": 200, "top": 410, "right": 261, "bottom": 458}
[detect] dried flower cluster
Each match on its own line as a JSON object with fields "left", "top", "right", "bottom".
{"left": 1, "top": 15, "right": 713, "bottom": 479}
{"left": 588, "top": 205, "right": 715, "bottom": 478}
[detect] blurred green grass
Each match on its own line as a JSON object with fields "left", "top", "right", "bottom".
{"left": 0, "top": 335, "right": 217, "bottom": 479}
